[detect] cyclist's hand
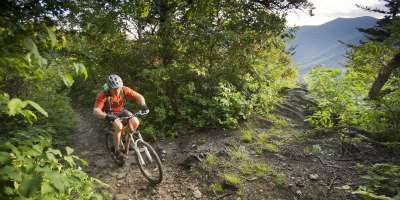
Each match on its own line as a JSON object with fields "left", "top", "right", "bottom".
{"left": 105, "top": 114, "right": 117, "bottom": 123}
{"left": 139, "top": 105, "right": 150, "bottom": 115}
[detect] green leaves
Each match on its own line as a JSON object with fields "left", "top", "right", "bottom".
{"left": 23, "top": 38, "right": 41, "bottom": 61}
{"left": 353, "top": 164, "right": 400, "bottom": 200}
{"left": 23, "top": 37, "right": 47, "bottom": 67}
{"left": 0, "top": 136, "right": 105, "bottom": 199}
{"left": 65, "top": 146, "right": 74, "bottom": 155}
{"left": 61, "top": 63, "right": 88, "bottom": 87}
{"left": 46, "top": 26, "right": 58, "bottom": 48}
{"left": 19, "top": 174, "right": 42, "bottom": 197}
{"left": 62, "top": 73, "right": 75, "bottom": 87}
{"left": 73, "top": 63, "right": 88, "bottom": 80}
{"left": 8, "top": 98, "right": 25, "bottom": 116}
{"left": 5, "top": 97, "right": 48, "bottom": 121}
{"left": 25, "top": 100, "right": 48, "bottom": 117}
{"left": 141, "top": 2, "right": 150, "bottom": 18}
{"left": 45, "top": 172, "right": 69, "bottom": 193}
{"left": 0, "top": 166, "right": 22, "bottom": 182}
{"left": 0, "top": 152, "right": 11, "bottom": 165}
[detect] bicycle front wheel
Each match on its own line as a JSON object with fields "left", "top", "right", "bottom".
{"left": 135, "top": 140, "right": 163, "bottom": 184}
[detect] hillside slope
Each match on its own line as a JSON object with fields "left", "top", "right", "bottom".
{"left": 72, "top": 88, "right": 400, "bottom": 200}
{"left": 288, "top": 16, "right": 377, "bottom": 76}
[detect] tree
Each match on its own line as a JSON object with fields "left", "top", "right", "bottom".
{"left": 357, "top": 0, "right": 400, "bottom": 42}
{"left": 368, "top": 53, "right": 400, "bottom": 99}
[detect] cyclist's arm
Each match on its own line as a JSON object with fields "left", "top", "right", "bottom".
{"left": 93, "top": 91, "right": 108, "bottom": 119}
{"left": 124, "top": 87, "right": 146, "bottom": 106}
{"left": 93, "top": 108, "right": 107, "bottom": 119}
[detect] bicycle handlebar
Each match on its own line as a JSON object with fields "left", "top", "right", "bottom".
{"left": 118, "top": 110, "right": 149, "bottom": 120}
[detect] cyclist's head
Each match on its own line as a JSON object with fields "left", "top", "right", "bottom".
{"left": 107, "top": 74, "right": 123, "bottom": 89}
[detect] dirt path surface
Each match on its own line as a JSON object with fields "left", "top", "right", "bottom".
{"left": 72, "top": 88, "right": 400, "bottom": 200}
{"left": 73, "top": 110, "right": 208, "bottom": 200}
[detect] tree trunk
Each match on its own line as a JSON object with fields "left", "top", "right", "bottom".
{"left": 368, "top": 53, "right": 400, "bottom": 99}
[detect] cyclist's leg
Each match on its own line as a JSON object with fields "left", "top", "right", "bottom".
{"left": 111, "top": 119, "right": 124, "bottom": 152}
{"left": 118, "top": 109, "right": 139, "bottom": 133}
{"left": 128, "top": 117, "right": 139, "bottom": 133}
{"left": 118, "top": 109, "right": 136, "bottom": 153}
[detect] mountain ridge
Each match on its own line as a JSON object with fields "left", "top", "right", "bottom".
{"left": 288, "top": 16, "right": 378, "bottom": 76}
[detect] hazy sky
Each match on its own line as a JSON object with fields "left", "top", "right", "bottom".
{"left": 287, "top": 0, "right": 386, "bottom": 26}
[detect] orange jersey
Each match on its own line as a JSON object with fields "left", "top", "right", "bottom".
{"left": 94, "top": 86, "right": 141, "bottom": 113}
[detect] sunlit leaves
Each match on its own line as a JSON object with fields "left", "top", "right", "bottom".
{"left": 23, "top": 37, "right": 47, "bottom": 67}
{"left": 45, "top": 26, "right": 58, "bottom": 48}
{"left": 65, "top": 146, "right": 74, "bottom": 155}
{"left": 25, "top": 100, "right": 48, "bottom": 117}
{"left": 142, "top": 2, "right": 150, "bottom": 18}
{"left": 6, "top": 97, "right": 48, "bottom": 120}
{"left": 8, "top": 98, "right": 25, "bottom": 116}
{"left": 73, "top": 63, "right": 88, "bottom": 80}
{"left": 62, "top": 73, "right": 75, "bottom": 87}
{"left": 23, "top": 38, "right": 41, "bottom": 61}
{"left": 0, "top": 136, "right": 105, "bottom": 199}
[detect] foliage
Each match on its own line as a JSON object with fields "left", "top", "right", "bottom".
{"left": 241, "top": 129, "right": 253, "bottom": 143}
{"left": 223, "top": 173, "right": 242, "bottom": 186}
{"left": 305, "top": 65, "right": 400, "bottom": 141}
{"left": 304, "top": 144, "right": 322, "bottom": 155}
{"left": 210, "top": 182, "right": 224, "bottom": 194}
{"left": 201, "top": 153, "right": 216, "bottom": 171}
{"left": 0, "top": 2, "right": 102, "bottom": 199}
{"left": 274, "top": 173, "right": 287, "bottom": 187}
{"left": 263, "top": 143, "right": 279, "bottom": 153}
{"left": 353, "top": 164, "right": 400, "bottom": 200}
{"left": 357, "top": 0, "right": 400, "bottom": 42}
{"left": 254, "top": 162, "right": 272, "bottom": 177}
{"left": 65, "top": 0, "right": 311, "bottom": 136}
{"left": 0, "top": 134, "right": 105, "bottom": 200}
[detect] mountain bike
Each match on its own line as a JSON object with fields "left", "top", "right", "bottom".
{"left": 104, "top": 111, "right": 163, "bottom": 184}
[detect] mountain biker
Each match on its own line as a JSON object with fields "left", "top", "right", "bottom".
{"left": 93, "top": 74, "right": 149, "bottom": 160}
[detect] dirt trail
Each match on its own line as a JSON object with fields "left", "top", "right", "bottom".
{"left": 73, "top": 110, "right": 212, "bottom": 200}
{"left": 72, "top": 88, "right": 400, "bottom": 200}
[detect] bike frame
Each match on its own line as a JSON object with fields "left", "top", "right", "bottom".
{"left": 118, "top": 111, "right": 153, "bottom": 165}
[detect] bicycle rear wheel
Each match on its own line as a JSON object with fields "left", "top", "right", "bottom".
{"left": 105, "top": 132, "right": 125, "bottom": 166}
{"left": 135, "top": 140, "right": 163, "bottom": 184}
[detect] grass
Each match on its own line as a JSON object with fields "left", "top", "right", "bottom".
{"left": 254, "top": 162, "right": 272, "bottom": 176}
{"left": 210, "top": 183, "right": 224, "bottom": 193}
{"left": 257, "top": 132, "right": 269, "bottom": 141}
{"left": 201, "top": 153, "right": 216, "bottom": 170}
{"left": 304, "top": 144, "right": 322, "bottom": 155}
{"left": 229, "top": 148, "right": 249, "bottom": 161}
{"left": 264, "top": 143, "right": 279, "bottom": 153}
{"left": 265, "top": 113, "right": 289, "bottom": 128}
{"left": 274, "top": 173, "right": 286, "bottom": 186}
{"left": 224, "top": 173, "right": 242, "bottom": 186}
{"left": 241, "top": 129, "right": 253, "bottom": 143}
{"left": 238, "top": 161, "right": 253, "bottom": 175}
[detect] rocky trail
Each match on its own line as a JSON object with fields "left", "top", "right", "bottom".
{"left": 72, "top": 88, "right": 400, "bottom": 200}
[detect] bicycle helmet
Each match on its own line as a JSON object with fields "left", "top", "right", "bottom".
{"left": 107, "top": 74, "right": 123, "bottom": 89}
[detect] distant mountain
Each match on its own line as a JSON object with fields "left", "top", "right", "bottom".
{"left": 288, "top": 16, "right": 378, "bottom": 76}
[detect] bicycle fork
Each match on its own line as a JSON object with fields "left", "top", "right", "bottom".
{"left": 130, "top": 133, "right": 153, "bottom": 166}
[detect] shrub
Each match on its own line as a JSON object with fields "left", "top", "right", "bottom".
{"left": 0, "top": 135, "right": 106, "bottom": 200}
{"left": 353, "top": 164, "right": 400, "bottom": 199}
{"left": 305, "top": 67, "right": 400, "bottom": 142}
